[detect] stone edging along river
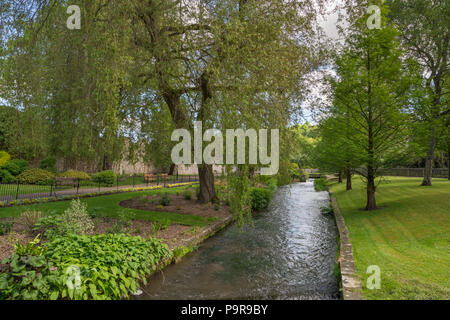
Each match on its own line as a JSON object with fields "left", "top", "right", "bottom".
{"left": 136, "top": 181, "right": 341, "bottom": 300}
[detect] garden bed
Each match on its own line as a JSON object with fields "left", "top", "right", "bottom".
{"left": 120, "top": 193, "right": 230, "bottom": 220}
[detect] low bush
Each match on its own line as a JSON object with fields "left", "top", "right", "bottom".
{"left": 0, "top": 221, "right": 13, "bottom": 235}
{"left": 92, "top": 170, "right": 116, "bottom": 186}
{"left": 249, "top": 187, "right": 272, "bottom": 212}
{"left": 59, "top": 170, "right": 91, "bottom": 180}
{"left": 0, "top": 234, "right": 172, "bottom": 300}
{"left": 0, "top": 169, "right": 16, "bottom": 183}
{"left": 0, "top": 151, "right": 11, "bottom": 168}
{"left": 62, "top": 199, "right": 94, "bottom": 235}
{"left": 158, "top": 193, "right": 171, "bottom": 206}
{"left": 314, "top": 178, "right": 328, "bottom": 192}
{"left": 2, "top": 159, "right": 28, "bottom": 176}
{"left": 33, "top": 214, "right": 66, "bottom": 240}
{"left": 16, "top": 168, "right": 55, "bottom": 185}
{"left": 183, "top": 188, "right": 193, "bottom": 200}
{"left": 39, "top": 157, "right": 56, "bottom": 173}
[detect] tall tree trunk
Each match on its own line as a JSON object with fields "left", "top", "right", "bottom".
{"left": 168, "top": 163, "right": 175, "bottom": 175}
{"left": 346, "top": 168, "right": 352, "bottom": 191}
{"left": 366, "top": 167, "right": 377, "bottom": 210}
{"left": 421, "top": 127, "right": 437, "bottom": 186}
{"left": 338, "top": 170, "right": 342, "bottom": 183}
{"left": 197, "top": 164, "right": 217, "bottom": 203}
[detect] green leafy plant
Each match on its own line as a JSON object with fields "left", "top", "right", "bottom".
{"left": 2, "top": 159, "right": 28, "bottom": 176}
{"left": 14, "top": 234, "right": 46, "bottom": 256}
{"left": 0, "top": 221, "right": 14, "bottom": 235}
{"left": 249, "top": 187, "right": 272, "bottom": 212}
{"left": 39, "top": 157, "right": 56, "bottom": 173}
{"left": 33, "top": 214, "right": 66, "bottom": 240}
{"left": 320, "top": 206, "right": 334, "bottom": 215}
{"left": 0, "top": 169, "right": 16, "bottom": 183}
{"left": 158, "top": 193, "right": 171, "bottom": 206}
{"left": 183, "top": 188, "right": 193, "bottom": 200}
{"left": 0, "top": 150, "right": 11, "bottom": 168}
{"left": 58, "top": 170, "right": 91, "bottom": 180}
{"left": 16, "top": 168, "right": 55, "bottom": 185}
{"left": 62, "top": 199, "right": 94, "bottom": 235}
{"left": 314, "top": 178, "right": 328, "bottom": 192}
{"left": 92, "top": 170, "right": 117, "bottom": 186}
{"left": 0, "top": 234, "right": 172, "bottom": 300}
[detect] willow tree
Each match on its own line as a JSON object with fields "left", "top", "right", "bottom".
{"left": 332, "top": 5, "right": 412, "bottom": 210}
{"left": 0, "top": 1, "right": 132, "bottom": 170}
{"left": 129, "top": 0, "right": 325, "bottom": 203}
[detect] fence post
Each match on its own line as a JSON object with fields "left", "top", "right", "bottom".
{"left": 15, "top": 181, "right": 19, "bottom": 200}
{"left": 49, "top": 181, "right": 53, "bottom": 198}
{"left": 76, "top": 178, "right": 80, "bottom": 195}
{"left": 132, "top": 175, "right": 135, "bottom": 188}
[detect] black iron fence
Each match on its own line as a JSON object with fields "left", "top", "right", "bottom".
{"left": 0, "top": 173, "right": 200, "bottom": 203}
{"left": 378, "top": 168, "right": 448, "bottom": 179}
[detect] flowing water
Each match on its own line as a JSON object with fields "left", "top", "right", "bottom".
{"left": 139, "top": 180, "right": 340, "bottom": 300}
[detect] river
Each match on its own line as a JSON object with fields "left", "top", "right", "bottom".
{"left": 139, "top": 180, "right": 340, "bottom": 300}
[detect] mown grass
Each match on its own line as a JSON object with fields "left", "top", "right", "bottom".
{"left": 0, "top": 187, "right": 209, "bottom": 227}
{"left": 330, "top": 176, "right": 450, "bottom": 300}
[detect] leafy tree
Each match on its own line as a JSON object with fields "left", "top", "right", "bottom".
{"left": 330, "top": 4, "right": 413, "bottom": 210}
{"left": 387, "top": 0, "right": 449, "bottom": 186}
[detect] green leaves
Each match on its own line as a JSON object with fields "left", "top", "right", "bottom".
{"left": 0, "top": 233, "right": 172, "bottom": 300}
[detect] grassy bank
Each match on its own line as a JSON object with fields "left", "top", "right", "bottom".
{"left": 0, "top": 187, "right": 208, "bottom": 227}
{"left": 330, "top": 176, "right": 450, "bottom": 300}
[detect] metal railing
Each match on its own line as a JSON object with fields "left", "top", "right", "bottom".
{"left": 378, "top": 168, "right": 448, "bottom": 179}
{"left": 0, "top": 173, "right": 201, "bottom": 203}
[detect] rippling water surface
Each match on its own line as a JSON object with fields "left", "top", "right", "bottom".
{"left": 139, "top": 181, "right": 339, "bottom": 300}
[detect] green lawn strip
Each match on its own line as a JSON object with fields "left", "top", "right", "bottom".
{"left": 330, "top": 176, "right": 450, "bottom": 300}
{"left": 0, "top": 187, "right": 208, "bottom": 227}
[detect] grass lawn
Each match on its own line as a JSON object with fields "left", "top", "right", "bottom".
{"left": 0, "top": 187, "right": 209, "bottom": 227}
{"left": 330, "top": 176, "right": 450, "bottom": 300}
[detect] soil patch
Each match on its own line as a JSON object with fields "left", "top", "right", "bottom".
{"left": 119, "top": 193, "right": 230, "bottom": 220}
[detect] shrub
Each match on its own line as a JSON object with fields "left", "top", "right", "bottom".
{"left": 314, "top": 178, "right": 328, "bottom": 192}
{"left": 2, "top": 159, "right": 28, "bottom": 176}
{"left": 62, "top": 199, "right": 94, "bottom": 235}
{"left": 158, "top": 193, "right": 171, "bottom": 206}
{"left": 0, "top": 234, "right": 172, "bottom": 300}
{"left": 59, "top": 170, "right": 91, "bottom": 180}
{"left": 183, "top": 188, "right": 193, "bottom": 200}
{"left": 0, "top": 151, "right": 11, "bottom": 168}
{"left": 18, "top": 211, "right": 42, "bottom": 233}
{"left": 16, "top": 168, "right": 55, "bottom": 185}
{"left": 0, "top": 169, "right": 16, "bottom": 183}
{"left": 249, "top": 187, "right": 272, "bottom": 211}
{"left": 0, "top": 221, "right": 14, "bottom": 235}
{"left": 33, "top": 214, "right": 66, "bottom": 239}
{"left": 92, "top": 170, "right": 116, "bottom": 186}
{"left": 39, "top": 157, "right": 56, "bottom": 172}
